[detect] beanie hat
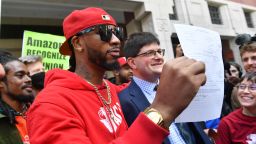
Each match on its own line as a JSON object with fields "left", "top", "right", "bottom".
{"left": 60, "top": 7, "right": 117, "bottom": 55}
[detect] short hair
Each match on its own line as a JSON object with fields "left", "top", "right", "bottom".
{"left": 19, "top": 55, "right": 42, "bottom": 65}
{"left": 0, "top": 51, "right": 19, "bottom": 74}
{"left": 240, "top": 72, "right": 256, "bottom": 83}
{"left": 123, "top": 32, "right": 160, "bottom": 58}
{"left": 239, "top": 41, "right": 256, "bottom": 56}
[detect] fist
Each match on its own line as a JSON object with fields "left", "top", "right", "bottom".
{"left": 151, "top": 56, "right": 206, "bottom": 124}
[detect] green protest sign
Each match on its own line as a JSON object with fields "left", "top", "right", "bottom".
{"left": 22, "top": 30, "right": 69, "bottom": 71}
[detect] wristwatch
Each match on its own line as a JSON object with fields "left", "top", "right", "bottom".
{"left": 144, "top": 107, "right": 169, "bottom": 131}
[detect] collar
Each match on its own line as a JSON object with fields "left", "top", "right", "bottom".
{"left": 0, "top": 100, "right": 27, "bottom": 116}
{"left": 133, "top": 76, "right": 158, "bottom": 94}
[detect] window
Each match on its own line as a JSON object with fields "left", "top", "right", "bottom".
{"left": 169, "top": 0, "right": 178, "bottom": 20}
{"left": 208, "top": 5, "right": 222, "bottom": 24}
{"left": 244, "top": 11, "right": 254, "bottom": 28}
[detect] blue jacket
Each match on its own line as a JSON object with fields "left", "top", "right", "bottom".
{"left": 118, "top": 79, "right": 213, "bottom": 144}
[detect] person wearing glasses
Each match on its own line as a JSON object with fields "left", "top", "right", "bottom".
{"left": 119, "top": 32, "right": 212, "bottom": 144}
{"left": 216, "top": 72, "right": 256, "bottom": 144}
{"left": 229, "top": 40, "right": 256, "bottom": 111}
{"left": 26, "top": 7, "right": 206, "bottom": 144}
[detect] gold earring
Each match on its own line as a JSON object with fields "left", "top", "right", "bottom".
{"left": 74, "top": 47, "right": 84, "bottom": 53}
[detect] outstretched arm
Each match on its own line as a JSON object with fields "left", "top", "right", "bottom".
{"left": 27, "top": 56, "right": 206, "bottom": 144}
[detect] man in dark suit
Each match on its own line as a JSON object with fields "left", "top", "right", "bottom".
{"left": 119, "top": 32, "right": 212, "bottom": 144}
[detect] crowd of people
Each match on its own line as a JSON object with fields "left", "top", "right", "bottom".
{"left": 0, "top": 6, "right": 256, "bottom": 144}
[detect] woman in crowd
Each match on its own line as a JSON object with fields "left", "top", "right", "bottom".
{"left": 216, "top": 72, "right": 256, "bottom": 144}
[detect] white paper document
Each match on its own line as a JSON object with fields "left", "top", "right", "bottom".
{"left": 174, "top": 24, "right": 224, "bottom": 122}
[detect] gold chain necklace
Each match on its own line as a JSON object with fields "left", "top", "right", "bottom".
{"left": 87, "top": 80, "right": 115, "bottom": 122}
{"left": 87, "top": 79, "right": 112, "bottom": 105}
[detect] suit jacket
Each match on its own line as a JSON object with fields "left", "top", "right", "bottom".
{"left": 118, "top": 79, "right": 212, "bottom": 144}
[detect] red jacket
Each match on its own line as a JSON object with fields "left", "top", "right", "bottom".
{"left": 27, "top": 69, "right": 168, "bottom": 144}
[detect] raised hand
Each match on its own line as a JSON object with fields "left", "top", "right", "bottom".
{"left": 151, "top": 56, "right": 206, "bottom": 127}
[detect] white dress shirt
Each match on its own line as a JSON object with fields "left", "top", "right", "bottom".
{"left": 133, "top": 76, "right": 186, "bottom": 144}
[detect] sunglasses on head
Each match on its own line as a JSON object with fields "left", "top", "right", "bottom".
{"left": 76, "top": 25, "right": 124, "bottom": 42}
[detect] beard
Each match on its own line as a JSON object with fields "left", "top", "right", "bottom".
{"left": 100, "top": 61, "right": 120, "bottom": 71}
{"left": 87, "top": 47, "right": 120, "bottom": 71}
{"left": 119, "top": 74, "right": 131, "bottom": 83}
{"left": 7, "top": 91, "right": 34, "bottom": 103}
{"left": 5, "top": 84, "right": 34, "bottom": 103}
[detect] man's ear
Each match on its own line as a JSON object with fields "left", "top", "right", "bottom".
{"left": 127, "top": 57, "right": 136, "bottom": 69}
{"left": 71, "top": 36, "right": 84, "bottom": 53}
{"left": 113, "top": 70, "right": 119, "bottom": 76}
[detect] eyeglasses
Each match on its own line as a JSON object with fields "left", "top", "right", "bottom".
{"left": 237, "top": 83, "right": 256, "bottom": 91}
{"left": 76, "top": 25, "right": 124, "bottom": 42}
{"left": 136, "top": 49, "right": 165, "bottom": 57}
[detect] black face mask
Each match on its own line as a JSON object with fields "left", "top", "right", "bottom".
{"left": 31, "top": 71, "right": 45, "bottom": 90}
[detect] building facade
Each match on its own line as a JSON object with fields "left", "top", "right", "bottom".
{"left": 1, "top": 0, "right": 256, "bottom": 65}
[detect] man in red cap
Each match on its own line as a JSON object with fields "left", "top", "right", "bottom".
{"left": 109, "top": 57, "right": 133, "bottom": 85}
{"left": 27, "top": 7, "right": 206, "bottom": 144}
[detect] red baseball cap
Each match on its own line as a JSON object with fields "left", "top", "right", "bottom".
{"left": 117, "top": 57, "right": 127, "bottom": 67}
{"left": 60, "top": 7, "right": 117, "bottom": 56}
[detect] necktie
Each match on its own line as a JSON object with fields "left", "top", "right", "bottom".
{"left": 154, "top": 84, "right": 158, "bottom": 91}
